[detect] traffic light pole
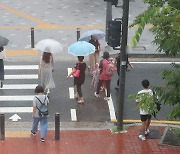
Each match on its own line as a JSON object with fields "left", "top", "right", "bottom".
{"left": 105, "top": 1, "right": 112, "bottom": 42}
{"left": 117, "top": 0, "right": 130, "bottom": 130}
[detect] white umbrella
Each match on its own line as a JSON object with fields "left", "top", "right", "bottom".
{"left": 36, "top": 39, "right": 63, "bottom": 53}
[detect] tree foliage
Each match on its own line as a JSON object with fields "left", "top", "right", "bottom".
{"left": 129, "top": 0, "right": 180, "bottom": 119}
{"left": 129, "top": 0, "right": 180, "bottom": 56}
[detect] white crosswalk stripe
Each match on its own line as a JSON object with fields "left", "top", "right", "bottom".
{"left": 0, "top": 64, "right": 38, "bottom": 114}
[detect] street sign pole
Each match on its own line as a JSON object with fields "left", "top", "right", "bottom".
{"left": 117, "top": 0, "right": 130, "bottom": 130}
{"left": 105, "top": 1, "right": 112, "bottom": 42}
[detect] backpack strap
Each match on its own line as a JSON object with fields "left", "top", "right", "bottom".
{"left": 35, "top": 95, "right": 47, "bottom": 105}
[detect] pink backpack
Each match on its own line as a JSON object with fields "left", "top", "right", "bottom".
{"left": 105, "top": 60, "right": 117, "bottom": 76}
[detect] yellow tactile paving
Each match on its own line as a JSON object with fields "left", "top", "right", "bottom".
{"left": 112, "top": 119, "right": 180, "bottom": 125}
{"left": 6, "top": 49, "right": 38, "bottom": 56}
{"left": 5, "top": 131, "right": 30, "bottom": 138}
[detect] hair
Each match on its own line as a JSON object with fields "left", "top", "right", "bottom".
{"left": 77, "top": 56, "right": 84, "bottom": 62}
{"left": 42, "top": 52, "right": 51, "bottom": 63}
{"left": 142, "top": 79, "right": 150, "bottom": 88}
{"left": 0, "top": 47, "right": 4, "bottom": 52}
{"left": 103, "top": 51, "right": 110, "bottom": 60}
{"left": 35, "top": 86, "right": 44, "bottom": 94}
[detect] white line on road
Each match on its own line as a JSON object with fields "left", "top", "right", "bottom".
{"left": 1, "top": 84, "right": 38, "bottom": 89}
{"left": 69, "top": 87, "right": 74, "bottom": 99}
{"left": 71, "top": 109, "right": 77, "bottom": 121}
{"left": 5, "top": 74, "right": 38, "bottom": 79}
{"left": 5, "top": 65, "right": 38, "bottom": 70}
{"left": 105, "top": 90, "right": 117, "bottom": 121}
{"left": 131, "top": 62, "right": 180, "bottom": 64}
{"left": 0, "top": 107, "right": 33, "bottom": 113}
{"left": 67, "top": 68, "right": 73, "bottom": 77}
{"left": 0, "top": 95, "right": 34, "bottom": 101}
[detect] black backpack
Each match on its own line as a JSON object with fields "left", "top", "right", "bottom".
{"left": 35, "top": 96, "right": 49, "bottom": 117}
{"left": 152, "top": 91, "right": 161, "bottom": 119}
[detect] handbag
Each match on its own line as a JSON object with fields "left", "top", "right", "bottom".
{"left": 73, "top": 63, "right": 80, "bottom": 77}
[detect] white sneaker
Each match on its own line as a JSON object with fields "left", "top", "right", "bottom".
{"left": 94, "top": 92, "right": 100, "bottom": 98}
{"left": 145, "top": 129, "right": 150, "bottom": 135}
{"left": 104, "top": 97, "right": 110, "bottom": 101}
{"left": 138, "top": 135, "right": 146, "bottom": 140}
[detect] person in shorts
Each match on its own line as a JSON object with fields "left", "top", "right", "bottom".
{"left": 136, "top": 79, "right": 153, "bottom": 140}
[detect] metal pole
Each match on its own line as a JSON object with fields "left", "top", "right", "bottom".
{"left": 77, "top": 28, "right": 80, "bottom": 41}
{"left": 105, "top": 1, "right": 112, "bottom": 42}
{"left": 55, "top": 113, "right": 60, "bottom": 140}
{"left": 117, "top": 0, "right": 130, "bottom": 130}
{"left": 31, "top": 27, "right": 34, "bottom": 48}
{"left": 0, "top": 114, "right": 5, "bottom": 140}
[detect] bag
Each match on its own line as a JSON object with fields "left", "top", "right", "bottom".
{"left": 35, "top": 96, "right": 49, "bottom": 117}
{"left": 152, "top": 91, "right": 161, "bottom": 119}
{"left": 105, "top": 60, "right": 117, "bottom": 76}
{"left": 73, "top": 63, "right": 80, "bottom": 77}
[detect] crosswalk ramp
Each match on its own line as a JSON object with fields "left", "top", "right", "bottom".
{"left": 0, "top": 64, "right": 38, "bottom": 116}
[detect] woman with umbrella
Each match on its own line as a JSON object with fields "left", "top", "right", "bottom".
{"left": 0, "top": 47, "right": 6, "bottom": 88}
{"left": 39, "top": 51, "right": 55, "bottom": 94}
{"left": 67, "top": 56, "right": 86, "bottom": 104}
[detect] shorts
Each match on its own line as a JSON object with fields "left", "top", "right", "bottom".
{"left": 140, "top": 114, "right": 151, "bottom": 122}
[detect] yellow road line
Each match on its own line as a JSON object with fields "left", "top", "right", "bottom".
{"left": 112, "top": 119, "right": 180, "bottom": 125}
{"left": 5, "top": 131, "right": 30, "bottom": 138}
{"left": 6, "top": 49, "right": 38, "bottom": 56}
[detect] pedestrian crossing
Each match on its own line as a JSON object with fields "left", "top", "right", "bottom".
{"left": 0, "top": 64, "right": 38, "bottom": 116}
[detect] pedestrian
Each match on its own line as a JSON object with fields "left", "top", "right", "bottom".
{"left": 115, "top": 53, "right": 133, "bottom": 90}
{"left": 136, "top": 79, "right": 153, "bottom": 140}
{"left": 91, "top": 63, "right": 100, "bottom": 88}
{"left": 31, "top": 86, "right": 49, "bottom": 142}
{"left": 94, "top": 51, "right": 112, "bottom": 101}
{"left": 67, "top": 56, "right": 87, "bottom": 104}
{"left": 88, "top": 35, "right": 101, "bottom": 75}
{"left": 39, "top": 52, "right": 55, "bottom": 94}
{"left": 0, "top": 47, "right": 6, "bottom": 88}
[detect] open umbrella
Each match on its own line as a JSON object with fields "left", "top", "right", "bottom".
{"left": 68, "top": 41, "right": 95, "bottom": 56}
{"left": 0, "top": 35, "right": 9, "bottom": 47}
{"left": 36, "top": 39, "right": 63, "bottom": 53}
{"left": 79, "top": 29, "right": 105, "bottom": 42}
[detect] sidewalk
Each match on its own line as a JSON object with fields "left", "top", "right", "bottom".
{"left": 0, "top": 126, "right": 179, "bottom": 154}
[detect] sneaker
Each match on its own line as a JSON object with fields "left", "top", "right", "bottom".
{"left": 41, "top": 138, "right": 45, "bottom": 142}
{"left": 94, "top": 92, "right": 100, "bottom": 98}
{"left": 31, "top": 130, "right": 36, "bottom": 136}
{"left": 145, "top": 129, "right": 150, "bottom": 135}
{"left": 138, "top": 135, "right": 146, "bottom": 140}
{"left": 104, "top": 97, "right": 110, "bottom": 101}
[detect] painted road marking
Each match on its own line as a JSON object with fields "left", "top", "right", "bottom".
{"left": 67, "top": 68, "right": 73, "bottom": 77}
{"left": 0, "top": 107, "right": 33, "bottom": 113}
{"left": 131, "top": 62, "right": 180, "bottom": 64}
{"left": 69, "top": 87, "right": 74, "bottom": 99}
{"left": 71, "top": 109, "right": 77, "bottom": 121}
{"left": 0, "top": 95, "right": 34, "bottom": 101}
{"left": 105, "top": 90, "right": 116, "bottom": 121}
{"left": 5, "top": 74, "right": 38, "bottom": 79}
{"left": 1, "top": 84, "right": 38, "bottom": 89}
{"left": 6, "top": 49, "right": 38, "bottom": 56}
{"left": 5, "top": 65, "right": 38, "bottom": 70}
{"left": 5, "top": 131, "right": 30, "bottom": 137}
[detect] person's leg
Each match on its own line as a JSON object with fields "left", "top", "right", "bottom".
{"left": 76, "top": 84, "right": 84, "bottom": 102}
{"left": 145, "top": 115, "right": 151, "bottom": 132}
{"left": 31, "top": 117, "right": 40, "bottom": 133}
{"left": 139, "top": 115, "right": 147, "bottom": 140}
{"left": 89, "top": 53, "right": 94, "bottom": 74}
{"left": 95, "top": 52, "right": 99, "bottom": 64}
{"left": 96, "top": 80, "right": 103, "bottom": 95}
{"left": 40, "top": 117, "right": 48, "bottom": 138}
{"left": 106, "top": 80, "right": 111, "bottom": 97}
{"left": 141, "top": 121, "right": 146, "bottom": 136}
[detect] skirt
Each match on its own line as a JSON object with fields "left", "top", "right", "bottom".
{"left": 39, "top": 66, "right": 55, "bottom": 90}
{"left": 0, "top": 59, "right": 4, "bottom": 81}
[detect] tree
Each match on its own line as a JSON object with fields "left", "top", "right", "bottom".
{"left": 129, "top": 0, "right": 180, "bottom": 119}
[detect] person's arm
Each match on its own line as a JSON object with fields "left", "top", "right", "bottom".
{"left": 32, "top": 97, "right": 36, "bottom": 117}
{"left": 67, "top": 68, "right": 76, "bottom": 78}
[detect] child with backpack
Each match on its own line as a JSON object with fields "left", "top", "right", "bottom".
{"left": 31, "top": 86, "right": 49, "bottom": 142}
{"left": 94, "top": 52, "right": 116, "bottom": 101}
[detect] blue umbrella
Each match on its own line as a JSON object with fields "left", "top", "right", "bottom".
{"left": 79, "top": 29, "right": 105, "bottom": 42}
{"left": 68, "top": 41, "right": 95, "bottom": 56}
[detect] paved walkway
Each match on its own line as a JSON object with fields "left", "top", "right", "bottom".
{"left": 0, "top": 126, "right": 179, "bottom": 154}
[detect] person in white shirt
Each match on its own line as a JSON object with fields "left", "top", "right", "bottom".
{"left": 136, "top": 79, "right": 153, "bottom": 140}
{"left": 0, "top": 47, "right": 6, "bottom": 88}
